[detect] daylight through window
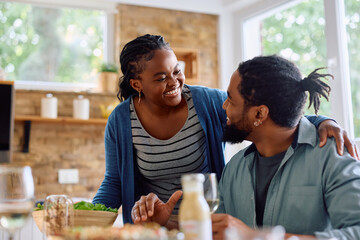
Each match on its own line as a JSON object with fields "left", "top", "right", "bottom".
{"left": 0, "top": 2, "right": 105, "bottom": 84}
{"left": 260, "top": 0, "right": 330, "bottom": 117}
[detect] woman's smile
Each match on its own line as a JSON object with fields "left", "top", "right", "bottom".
{"left": 164, "top": 86, "right": 181, "bottom": 97}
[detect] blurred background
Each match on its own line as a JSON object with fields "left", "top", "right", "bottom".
{"left": 0, "top": 0, "right": 359, "bottom": 238}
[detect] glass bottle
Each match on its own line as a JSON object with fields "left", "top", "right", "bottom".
{"left": 179, "top": 174, "right": 212, "bottom": 240}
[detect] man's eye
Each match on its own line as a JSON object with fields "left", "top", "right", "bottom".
{"left": 175, "top": 69, "right": 181, "bottom": 75}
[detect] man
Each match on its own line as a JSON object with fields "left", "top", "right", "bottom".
{"left": 213, "top": 55, "right": 360, "bottom": 239}
{"left": 129, "top": 55, "right": 360, "bottom": 239}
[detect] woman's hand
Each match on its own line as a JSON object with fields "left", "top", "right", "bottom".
{"left": 131, "top": 191, "right": 182, "bottom": 226}
{"left": 212, "top": 213, "right": 255, "bottom": 240}
{"left": 318, "top": 120, "right": 359, "bottom": 160}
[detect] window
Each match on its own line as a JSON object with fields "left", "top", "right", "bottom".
{"left": 0, "top": 1, "right": 109, "bottom": 88}
{"left": 239, "top": 0, "right": 356, "bottom": 138}
{"left": 260, "top": 0, "right": 330, "bottom": 116}
{"left": 345, "top": 0, "right": 360, "bottom": 137}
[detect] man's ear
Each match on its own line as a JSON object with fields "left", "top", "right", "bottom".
{"left": 256, "top": 105, "right": 269, "bottom": 122}
{"left": 130, "top": 79, "right": 142, "bottom": 92}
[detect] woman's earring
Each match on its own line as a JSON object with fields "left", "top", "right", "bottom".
{"left": 138, "top": 91, "right": 141, "bottom": 104}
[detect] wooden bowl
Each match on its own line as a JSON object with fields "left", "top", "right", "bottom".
{"left": 32, "top": 210, "right": 118, "bottom": 232}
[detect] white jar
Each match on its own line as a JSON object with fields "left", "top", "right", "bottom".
{"left": 41, "top": 93, "right": 57, "bottom": 118}
{"left": 73, "top": 95, "right": 89, "bottom": 120}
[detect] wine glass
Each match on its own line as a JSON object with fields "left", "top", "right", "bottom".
{"left": 0, "top": 165, "right": 35, "bottom": 240}
{"left": 203, "top": 173, "right": 219, "bottom": 214}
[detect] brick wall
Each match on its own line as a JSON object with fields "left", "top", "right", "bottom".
{"left": 12, "top": 90, "right": 117, "bottom": 200}
{"left": 116, "top": 4, "right": 219, "bottom": 88}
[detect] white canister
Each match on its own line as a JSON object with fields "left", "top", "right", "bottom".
{"left": 41, "top": 93, "right": 58, "bottom": 118}
{"left": 73, "top": 95, "right": 90, "bottom": 120}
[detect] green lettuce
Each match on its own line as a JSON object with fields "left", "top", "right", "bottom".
{"left": 35, "top": 201, "right": 118, "bottom": 213}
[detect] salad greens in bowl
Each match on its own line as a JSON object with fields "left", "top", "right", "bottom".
{"left": 32, "top": 201, "right": 118, "bottom": 232}
{"left": 35, "top": 201, "right": 118, "bottom": 213}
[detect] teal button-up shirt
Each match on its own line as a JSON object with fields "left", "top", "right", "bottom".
{"left": 217, "top": 117, "right": 360, "bottom": 239}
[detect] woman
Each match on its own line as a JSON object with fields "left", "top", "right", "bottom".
{"left": 93, "top": 34, "right": 358, "bottom": 225}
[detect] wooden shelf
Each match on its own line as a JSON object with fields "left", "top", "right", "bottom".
{"left": 14, "top": 115, "right": 107, "bottom": 153}
{"left": 15, "top": 115, "right": 107, "bottom": 125}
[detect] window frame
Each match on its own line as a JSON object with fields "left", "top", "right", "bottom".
{"left": 6, "top": 0, "right": 117, "bottom": 91}
{"left": 233, "top": 0, "right": 355, "bottom": 139}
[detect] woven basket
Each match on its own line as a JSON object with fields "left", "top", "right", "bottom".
{"left": 32, "top": 210, "right": 118, "bottom": 232}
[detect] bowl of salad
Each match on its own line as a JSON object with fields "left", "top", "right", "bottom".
{"left": 32, "top": 201, "right": 118, "bottom": 232}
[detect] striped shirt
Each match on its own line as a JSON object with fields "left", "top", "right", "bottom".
{"left": 130, "top": 86, "right": 209, "bottom": 213}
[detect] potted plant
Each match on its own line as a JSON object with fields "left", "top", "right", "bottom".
{"left": 98, "top": 63, "right": 119, "bottom": 93}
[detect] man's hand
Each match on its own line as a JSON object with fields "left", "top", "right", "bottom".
{"left": 131, "top": 191, "right": 182, "bottom": 226}
{"left": 318, "top": 120, "right": 359, "bottom": 160}
{"left": 212, "top": 213, "right": 255, "bottom": 240}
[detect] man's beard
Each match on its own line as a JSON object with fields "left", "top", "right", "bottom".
{"left": 222, "top": 123, "right": 250, "bottom": 144}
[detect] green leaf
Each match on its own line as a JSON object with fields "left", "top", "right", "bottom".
{"left": 34, "top": 201, "right": 117, "bottom": 213}
{"left": 74, "top": 201, "right": 94, "bottom": 210}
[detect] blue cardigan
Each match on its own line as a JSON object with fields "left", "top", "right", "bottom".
{"left": 93, "top": 85, "right": 228, "bottom": 223}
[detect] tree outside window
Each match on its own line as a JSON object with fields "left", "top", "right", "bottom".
{"left": 0, "top": 2, "right": 104, "bottom": 83}
{"left": 261, "top": 0, "right": 360, "bottom": 138}
{"left": 260, "top": 0, "right": 330, "bottom": 117}
{"left": 345, "top": 0, "right": 360, "bottom": 138}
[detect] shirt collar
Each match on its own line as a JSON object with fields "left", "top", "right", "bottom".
{"left": 244, "top": 143, "right": 257, "bottom": 156}
{"left": 295, "top": 116, "right": 317, "bottom": 148}
{"left": 244, "top": 117, "right": 317, "bottom": 157}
